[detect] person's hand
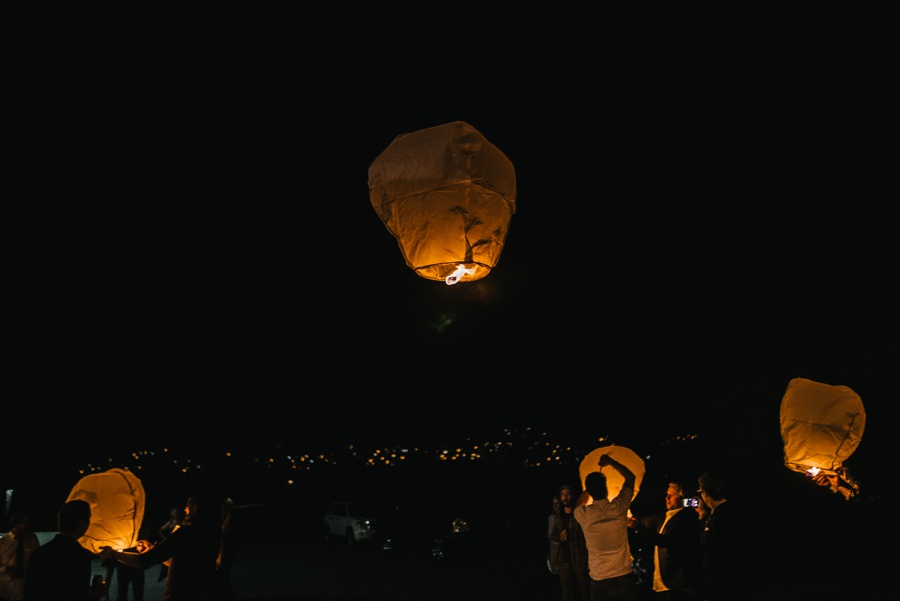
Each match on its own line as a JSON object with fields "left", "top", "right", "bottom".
{"left": 576, "top": 490, "right": 591, "bottom": 507}
{"left": 136, "top": 539, "right": 153, "bottom": 553}
{"left": 99, "top": 546, "right": 116, "bottom": 560}
{"left": 812, "top": 473, "right": 839, "bottom": 489}
{"left": 598, "top": 454, "right": 611, "bottom": 467}
{"left": 695, "top": 496, "right": 710, "bottom": 519}
{"left": 626, "top": 516, "right": 637, "bottom": 528}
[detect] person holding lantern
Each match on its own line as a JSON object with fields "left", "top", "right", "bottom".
{"left": 574, "top": 453, "right": 639, "bottom": 601}
{"left": 99, "top": 488, "right": 225, "bottom": 601}
{"left": 810, "top": 466, "right": 861, "bottom": 501}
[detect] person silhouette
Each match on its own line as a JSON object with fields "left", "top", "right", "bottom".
{"left": 0, "top": 510, "right": 41, "bottom": 601}
{"left": 547, "top": 495, "right": 562, "bottom": 575}
{"left": 100, "top": 488, "right": 226, "bottom": 601}
{"left": 23, "top": 500, "right": 109, "bottom": 601}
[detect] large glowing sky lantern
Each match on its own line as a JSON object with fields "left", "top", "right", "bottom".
{"left": 579, "top": 445, "right": 645, "bottom": 503}
{"left": 780, "top": 377, "right": 866, "bottom": 477}
{"left": 368, "top": 121, "right": 517, "bottom": 285}
{"left": 67, "top": 468, "right": 145, "bottom": 554}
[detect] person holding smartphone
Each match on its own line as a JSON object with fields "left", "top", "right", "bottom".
{"left": 627, "top": 481, "right": 703, "bottom": 600}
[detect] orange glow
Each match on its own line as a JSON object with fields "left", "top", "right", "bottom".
{"left": 780, "top": 378, "right": 865, "bottom": 476}
{"left": 368, "top": 121, "right": 517, "bottom": 283}
{"left": 579, "top": 446, "right": 645, "bottom": 503}
{"left": 67, "top": 468, "right": 145, "bottom": 553}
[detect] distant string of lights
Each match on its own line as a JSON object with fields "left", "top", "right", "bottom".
{"left": 70, "top": 428, "right": 704, "bottom": 490}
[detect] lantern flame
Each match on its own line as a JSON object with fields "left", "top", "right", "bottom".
{"left": 806, "top": 467, "right": 821, "bottom": 477}
{"left": 445, "top": 265, "right": 476, "bottom": 285}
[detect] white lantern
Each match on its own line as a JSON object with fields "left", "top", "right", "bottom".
{"left": 67, "top": 468, "right": 145, "bottom": 554}
{"left": 368, "top": 121, "right": 517, "bottom": 284}
{"left": 579, "top": 445, "right": 645, "bottom": 502}
{"left": 780, "top": 377, "right": 866, "bottom": 476}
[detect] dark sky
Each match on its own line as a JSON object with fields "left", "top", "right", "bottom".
{"left": 8, "top": 38, "right": 897, "bottom": 466}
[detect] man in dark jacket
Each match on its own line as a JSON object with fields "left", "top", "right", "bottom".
{"left": 551, "top": 485, "right": 590, "bottom": 600}
{"left": 697, "top": 470, "right": 751, "bottom": 601}
{"left": 23, "top": 499, "right": 108, "bottom": 601}
{"left": 628, "top": 481, "right": 702, "bottom": 599}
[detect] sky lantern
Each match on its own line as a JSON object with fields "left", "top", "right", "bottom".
{"left": 368, "top": 121, "right": 517, "bottom": 285}
{"left": 66, "top": 467, "right": 145, "bottom": 554}
{"left": 780, "top": 377, "right": 866, "bottom": 477}
{"left": 579, "top": 445, "right": 645, "bottom": 503}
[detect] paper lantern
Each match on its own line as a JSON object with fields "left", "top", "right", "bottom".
{"left": 368, "top": 121, "right": 517, "bottom": 284}
{"left": 579, "top": 445, "right": 645, "bottom": 502}
{"left": 67, "top": 468, "right": 145, "bottom": 553}
{"left": 780, "top": 377, "right": 866, "bottom": 476}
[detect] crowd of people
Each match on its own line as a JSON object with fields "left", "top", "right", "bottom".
{"left": 0, "top": 448, "right": 872, "bottom": 601}
{"left": 543, "top": 452, "right": 857, "bottom": 601}
{"left": 0, "top": 485, "right": 233, "bottom": 601}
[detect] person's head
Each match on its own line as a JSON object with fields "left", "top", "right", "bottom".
{"left": 58, "top": 499, "right": 91, "bottom": 538}
{"left": 184, "top": 486, "right": 227, "bottom": 532}
{"left": 698, "top": 470, "right": 728, "bottom": 504}
{"left": 551, "top": 495, "right": 562, "bottom": 513}
{"left": 169, "top": 505, "right": 186, "bottom": 523}
{"left": 8, "top": 510, "right": 33, "bottom": 535}
{"left": 664, "top": 482, "right": 686, "bottom": 511}
{"left": 559, "top": 485, "right": 575, "bottom": 508}
{"left": 184, "top": 496, "right": 201, "bottom": 524}
{"left": 584, "top": 471, "right": 608, "bottom": 501}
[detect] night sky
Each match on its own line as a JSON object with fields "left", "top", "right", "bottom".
{"left": 3, "top": 27, "right": 897, "bottom": 601}
{"left": 8, "top": 37, "right": 897, "bottom": 471}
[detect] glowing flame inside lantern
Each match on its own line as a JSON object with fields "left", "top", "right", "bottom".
{"left": 445, "top": 265, "right": 476, "bottom": 285}
{"left": 807, "top": 467, "right": 821, "bottom": 477}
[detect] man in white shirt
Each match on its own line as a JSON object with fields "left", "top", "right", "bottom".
{"left": 574, "top": 454, "right": 638, "bottom": 601}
